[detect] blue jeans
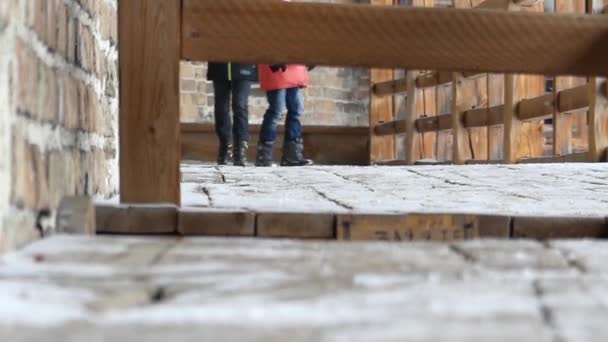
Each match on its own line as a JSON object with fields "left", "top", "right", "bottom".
{"left": 213, "top": 80, "right": 251, "bottom": 145}
{"left": 259, "top": 87, "right": 304, "bottom": 143}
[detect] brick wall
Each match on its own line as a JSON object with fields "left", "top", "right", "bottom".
{"left": 180, "top": 0, "right": 371, "bottom": 128}
{"left": 0, "top": 0, "right": 118, "bottom": 252}
{"left": 180, "top": 63, "right": 371, "bottom": 127}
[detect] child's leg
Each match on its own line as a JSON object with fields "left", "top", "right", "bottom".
{"left": 256, "top": 89, "right": 286, "bottom": 166}
{"left": 281, "top": 88, "right": 312, "bottom": 166}
{"left": 213, "top": 80, "right": 233, "bottom": 164}
{"left": 259, "top": 89, "right": 286, "bottom": 143}
{"left": 231, "top": 80, "right": 252, "bottom": 166}
{"left": 284, "top": 87, "right": 304, "bottom": 143}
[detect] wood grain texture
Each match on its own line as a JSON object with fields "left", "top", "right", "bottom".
{"left": 256, "top": 213, "right": 335, "bottom": 239}
{"left": 182, "top": 0, "right": 608, "bottom": 76}
{"left": 178, "top": 209, "right": 255, "bottom": 236}
{"left": 337, "top": 214, "right": 479, "bottom": 241}
{"left": 553, "top": 0, "right": 588, "bottom": 156}
{"left": 588, "top": 78, "right": 608, "bottom": 161}
{"left": 404, "top": 71, "right": 420, "bottom": 164}
{"left": 452, "top": 73, "right": 472, "bottom": 164}
{"left": 368, "top": 0, "right": 395, "bottom": 164}
{"left": 119, "top": 0, "right": 181, "bottom": 205}
{"left": 96, "top": 204, "right": 178, "bottom": 234}
{"left": 370, "top": 67, "right": 396, "bottom": 163}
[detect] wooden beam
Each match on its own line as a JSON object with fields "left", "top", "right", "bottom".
{"left": 336, "top": 214, "right": 479, "bottom": 241}
{"left": 256, "top": 213, "right": 335, "bottom": 239}
{"left": 373, "top": 78, "right": 408, "bottom": 97}
{"left": 558, "top": 84, "right": 590, "bottom": 113}
{"left": 416, "top": 114, "right": 453, "bottom": 132}
{"left": 404, "top": 71, "right": 419, "bottom": 165}
{"left": 517, "top": 94, "right": 554, "bottom": 121}
{"left": 588, "top": 78, "right": 608, "bottom": 161}
{"left": 119, "top": 0, "right": 181, "bottom": 205}
{"left": 452, "top": 73, "right": 469, "bottom": 164}
{"left": 553, "top": 0, "right": 588, "bottom": 157}
{"left": 464, "top": 106, "right": 504, "bottom": 128}
{"left": 183, "top": 0, "right": 608, "bottom": 76}
{"left": 178, "top": 209, "right": 255, "bottom": 236}
{"left": 367, "top": 0, "right": 395, "bottom": 163}
{"left": 503, "top": 74, "right": 520, "bottom": 163}
{"left": 512, "top": 216, "right": 607, "bottom": 239}
{"left": 96, "top": 204, "right": 178, "bottom": 234}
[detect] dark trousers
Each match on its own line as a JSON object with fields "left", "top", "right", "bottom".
{"left": 259, "top": 87, "right": 304, "bottom": 144}
{"left": 213, "top": 80, "right": 251, "bottom": 145}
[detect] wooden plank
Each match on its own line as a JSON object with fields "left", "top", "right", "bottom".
{"left": 368, "top": 0, "right": 395, "bottom": 164}
{"left": 370, "top": 67, "right": 396, "bottom": 163}
{"left": 119, "top": 0, "right": 181, "bottom": 205}
{"left": 517, "top": 94, "right": 554, "bottom": 121}
{"left": 503, "top": 74, "right": 520, "bottom": 163}
{"left": 178, "top": 209, "right": 255, "bottom": 236}
{"left": 464, "top": 106, "right": 504, "bottom": 128}
{"left": 588, "top": 78, "right": 608, "bottom": 161}
{"left": 554, "top": 0, "right": 588, "bottom": 157}
{"left": 404, "top": 71, "right": 420, "bottom": 164}
{"left": 513, "top": 216, "right": 607, "bottom": 239}
{"left": 256, "top": 213, "right": 335, "bottom": 239}
{"left": 416, "top": 114, "right": 453, "bottom": 133}
{"left": 95, "top": 204, "right": 178, "bottom": 234}
{"left": 336, "top": 214, "right": 479, "bottom": 241}
{"left": 182, "top": 0, "right": 608, "bottom": 76}
{"left": 452, "top": 73, "right": 471, "bottom": 164}
{"left": 454, "top": 1, "right": 488, "bottom": 162}
{"left": 436, "top": 83, "right": 453, "bottom": 161}
{"left": 517, "top": 152, "right": 589, "bottom": 163}
{"left": 488, "top": 73, "right": 505, "bottom": 161}
{"left": 422, "top": 81, "right": 438, "bottom": 159}
{"left": 478, "top": 215, "right": 512, "bottom": 238}
{"left": 558, "top": 84, "right": 590, "bottom": 113}
{"left": 373, "top": 78, "right": 408, "bottom": 97}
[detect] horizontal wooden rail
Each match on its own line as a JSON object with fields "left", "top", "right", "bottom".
{"left": 464, "top": 106, "right": 505, "bottom": 128}
{"left": 373, "top": 71, "right": 483, "bottom": 96}
{"left": 183, "top": 0, "right": 608, "bottom": 76}
{"left": 374, "top": 83, "right": 596, "bottom": 135}
{"left": 373, "top": 79, "right": 408, "bottom": 97}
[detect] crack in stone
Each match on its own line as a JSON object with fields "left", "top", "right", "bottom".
{"left": 449, "top": 244, "right": 477, "bottom": 264}
{"left": 272, "top": 171, "right": 353, "bottom": 210}
{"left": 201, "top": 186, "right": 214, "bottom": 207}
{"left": 533, "top": 280, "right": 567, "bottom": 342}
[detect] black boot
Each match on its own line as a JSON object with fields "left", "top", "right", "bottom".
{"left": 233, "top": 141, "right": 249, "bottom": 167}
{"left": 255, "top": 141, "right": 275, "bottom": 167}
{"left": 217, "top": 143, "right": 233, "bottom": 165}
{"left": 281, "top": 140, "right": 313, "bottom": 166}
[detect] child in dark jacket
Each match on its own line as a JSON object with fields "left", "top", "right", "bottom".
{"left": 207, "top": 63, "right": 257, "bottom": 166}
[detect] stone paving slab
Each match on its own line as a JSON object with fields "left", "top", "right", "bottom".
{"left": 1, "top": 235, "right": 608, "bottom": 341}
{"left": 179, "top": 163, "right": 608, "bottom": 217}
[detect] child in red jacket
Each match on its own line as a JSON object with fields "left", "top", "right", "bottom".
{"left": 255, "top": 64, "right": 314, "bottom": 167}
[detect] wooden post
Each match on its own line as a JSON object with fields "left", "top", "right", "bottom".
{"left": 452, "top": 73, "right": 469, "bottom": 164}
{"left": 368, "top": 0, "right": 395, "bottom": 164}
{"left": 588, "top": 78, "right": 608, "bottom": 161}
{"left": 404, "top": 71, "right": 419, "bottom": 164}
{"left": 119, "top": 0, "right": 181, "bottom": 205}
